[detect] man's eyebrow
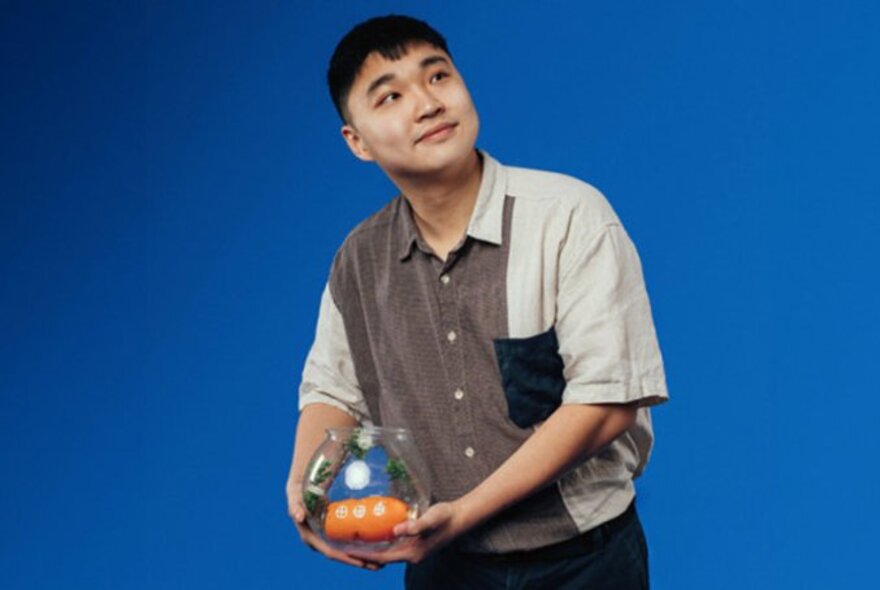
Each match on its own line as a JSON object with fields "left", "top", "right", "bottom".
{"left": 364, "top": 55, "right": 451, "bottom": 99}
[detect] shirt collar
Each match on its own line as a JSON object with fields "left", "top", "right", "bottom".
{"left": 396, "top": 148, "right": 507, "bottom": 261}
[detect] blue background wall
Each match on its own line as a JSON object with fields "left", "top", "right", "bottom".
{"left": 2, "top": 1, "right": 878, "bottom": 588}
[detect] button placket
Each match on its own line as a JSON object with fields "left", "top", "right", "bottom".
{"left": 444, "top": 272, "right": 457, "bottom": 344}
{"left": 434, "top": 265, "right": 475, "bottom": 450}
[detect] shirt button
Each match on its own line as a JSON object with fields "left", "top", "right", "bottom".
{"left": 464, "top": 447, "right": 475, "bottom": 458}
{"left": 454, "top": 388, "right": 464, "bottom": 400}
{"left": 447, "top": 330, "right": 457, "bottom": 343}
{"left": 440, "top": 274, "right": 450, "bottom": 285}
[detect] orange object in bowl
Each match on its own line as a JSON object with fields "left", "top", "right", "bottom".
{"left": 324, "top": 496, "right": 410, "bottom": 543}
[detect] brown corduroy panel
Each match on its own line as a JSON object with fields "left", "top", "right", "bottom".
{"left": 327, "top": 191, "right": 579, "bottom": 553}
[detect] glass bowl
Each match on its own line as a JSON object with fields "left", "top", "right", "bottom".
{"left": 302, "top": 426, "right": 430, "bottom": 554}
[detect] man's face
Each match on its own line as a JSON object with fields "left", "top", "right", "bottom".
{"left": 341, "top": 41, "right": 480, "bottom": 178}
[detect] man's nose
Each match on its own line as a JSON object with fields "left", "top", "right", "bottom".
{"left": 414, "top": 85, "right": 444, "bottom": 119}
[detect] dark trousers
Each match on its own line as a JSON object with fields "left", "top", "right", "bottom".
{"left": 405, "top": 505, "right": 649, "bottom": 590}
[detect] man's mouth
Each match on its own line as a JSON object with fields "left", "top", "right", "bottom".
{"left": 417, "top": 122, "right": 457, "bottom": 143}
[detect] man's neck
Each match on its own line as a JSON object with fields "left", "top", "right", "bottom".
{"left": 395, "top": 150, "right": 483, "bottom": 251}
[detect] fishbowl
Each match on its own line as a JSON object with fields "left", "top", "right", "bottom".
{"left": 302, "top": 426, "right": 431, "bottom": 554}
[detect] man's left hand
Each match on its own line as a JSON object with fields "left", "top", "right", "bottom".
{"left": 347, "top": 501, "right": 469, "bottom": 565}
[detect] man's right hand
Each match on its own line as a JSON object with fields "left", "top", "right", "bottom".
{"left": 286, "top": 480, "right": 383, "bottom": 571}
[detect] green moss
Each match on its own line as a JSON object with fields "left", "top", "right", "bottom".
{"left": 386, "top": 457, "right": 410, "bottom": 482}
{"left": 343, "top": 428, "right": 368, "bottom": 459}
{"left": 304, "top": 490, "right": 326, "bottom": 515}
{"left": 313, "top": 459, "right": 333, "bottom": 484}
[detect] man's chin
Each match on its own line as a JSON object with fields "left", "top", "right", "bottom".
{"left": 385, "top": 153, "right": 463, "bottom": 180}
{"left": 415, "top": 143, "right": 476, "bottom": 173}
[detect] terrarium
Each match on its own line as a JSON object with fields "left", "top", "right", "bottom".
{"left": 302, "top": 426, "right": 431, "bottom": 554}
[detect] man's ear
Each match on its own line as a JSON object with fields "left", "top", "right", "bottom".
{"left": 341, "top": 123, "right": 374, "bottom": 162}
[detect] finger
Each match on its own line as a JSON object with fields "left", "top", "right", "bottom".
{"left": 286, "top": 495, "right": 306, "bottom": 523}
{"left": 299, "top": 529, "right": 369, "bottom": 568}
{"left": 288, "top": 507, "right": 305, "bottom": 524}
{"left": 395, "top": 514, "right": 439, "bottom": 538}
{"left": 314, "top": 540, "right": 368, "bottom": 568}
{"left": 354, "top": 548, "right": 420, "bottom": 565}
{"left": 394, "top": 520, "right": 420, "bottom": 537}
{"left": 290, "top": 507, "right": 310, "bottom": 528}
{"left": 348, "top": 550, "right": 394, "bottom": 565}
{"left": 292, "top": 507, "right": 305, "bottom": 523}
{"left": 348, "top": 541, "right": 415, "bottom": 565}
{"left": 328, "top": 551, "right": 368, "bottom": 568}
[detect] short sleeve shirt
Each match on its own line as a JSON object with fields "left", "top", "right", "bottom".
{"left": 298, "top": 148, "right": 669, "bottom": 553}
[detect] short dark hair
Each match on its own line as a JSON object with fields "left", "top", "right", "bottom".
{"left": 327, "top": 14, "right": 452, "bottom": 124}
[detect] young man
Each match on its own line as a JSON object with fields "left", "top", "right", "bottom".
{"left": 286, "top": 14, "right": 669, "bottom": 589}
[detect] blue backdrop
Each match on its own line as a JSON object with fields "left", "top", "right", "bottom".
{"left": 2, "top": 1, "right": 878, "bottom": 588}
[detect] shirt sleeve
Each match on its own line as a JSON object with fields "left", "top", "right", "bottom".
{"left": 556, "top": 221, "right": 669, "bottom": 407}
{"left": 298, "top": 283, "right": 371, "bottom": 422}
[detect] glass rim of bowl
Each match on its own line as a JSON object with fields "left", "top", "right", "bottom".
{"left": 326, "top": 425, "right": 412, "bottom": 437}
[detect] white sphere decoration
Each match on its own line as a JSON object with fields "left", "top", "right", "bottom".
{"left": 344, "top": 459, "right": 371, "bottom": 490}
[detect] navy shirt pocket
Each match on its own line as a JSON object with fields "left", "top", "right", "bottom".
{"left": 493, "top": 326, "right": 566, "bottom": 428}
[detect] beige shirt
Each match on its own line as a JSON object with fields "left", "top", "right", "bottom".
{"left": 299, "top": 148, "right": 669, "bottom": 553}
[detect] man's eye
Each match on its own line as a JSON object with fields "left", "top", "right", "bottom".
{"left": 430, "top": 71, "right": 449, "bottom": 83}
{"left": 379, "top": 93, "right": 399, "bottom": 105}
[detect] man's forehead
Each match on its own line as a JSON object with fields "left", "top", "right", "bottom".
{"left": 355, "top": 42, "right": 451, "bottom": 86}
